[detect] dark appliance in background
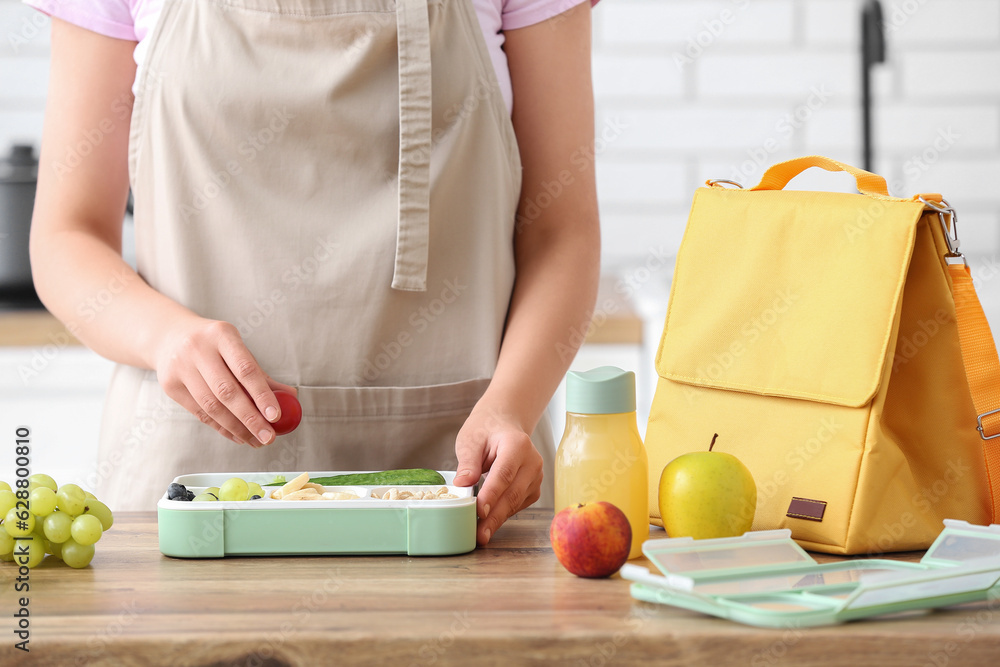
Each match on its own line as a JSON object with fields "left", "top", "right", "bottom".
{"left": 0, "top": 143, "right": 42, "bottom": 310}
{"left": 861, "top": 0, "right": 886, "bottom": 173}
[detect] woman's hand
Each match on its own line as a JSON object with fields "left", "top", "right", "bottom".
{"left": 454, "top": 404, "right": 544, "bottom": 546}
{"left": 154, "top": 316, "right": 297, "bottom": 447}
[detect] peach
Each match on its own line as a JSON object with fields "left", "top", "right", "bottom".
{"left": 549, "top": 501, "right": 632, "bottom": 578}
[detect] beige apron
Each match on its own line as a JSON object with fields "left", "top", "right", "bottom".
{"left": 96, "top": 0, "right": 555, "bottom": 510}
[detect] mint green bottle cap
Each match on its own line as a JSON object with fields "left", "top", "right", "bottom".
{"left": 565, "top": 366, "right": 636, "bottom": 414}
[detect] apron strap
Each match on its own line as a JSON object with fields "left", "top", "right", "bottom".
{"left": 392, "top": 0, "right": 432, "bottom": 292}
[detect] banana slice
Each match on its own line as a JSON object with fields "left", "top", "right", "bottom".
{"left": 281, "top": 488, "right": 324, "bottom": 500}
{"left": 321, "top": 491, "right": 359, "bottom": 500}
{"left": 274, "top": 472, "right": 309, "bottom": 499}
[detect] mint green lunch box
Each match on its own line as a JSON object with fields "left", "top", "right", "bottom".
{"left": 157, "top": 471, "right": 476, "bottom": 558}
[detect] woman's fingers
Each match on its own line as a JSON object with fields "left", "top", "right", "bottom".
{"left": 183, "top": 369, "right": 261, "bottom": 446}
{"left": 477, "top": 464, "right": 537, "bottom": 546}
{"left": 266, "top": 376, "right": 298, "bottom": 397}
{"left": 161, "top": 377, "right": 246, "bottom": 445}
{"left": 198, "top": 346, "right": 274, "bottom": 446}
{"left": 475, "top": 434, "right": 543, "bottom": 545}
{"left": 156, "top": 318, "right": 285, "bottom": 447}
{"left": 217, "top": 334, "right": 283, "bottom": 437}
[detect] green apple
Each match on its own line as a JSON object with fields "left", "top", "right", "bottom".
{"left": 658, "top": 434, "right": 757, "bottom": 539}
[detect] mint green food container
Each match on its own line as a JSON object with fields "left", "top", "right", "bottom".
{"left": 157, "top": 471, "right": 476, "bottom": 558}
{"left": 622, "top": 520, "right": 1000, "bottom": 628}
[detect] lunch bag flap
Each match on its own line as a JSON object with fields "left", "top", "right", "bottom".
{"left": 657, "top": 186, "right": 927, "bottom": 408}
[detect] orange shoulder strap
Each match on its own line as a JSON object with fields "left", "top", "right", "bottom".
{"left": 949, "top": 262, "right": 1000, "bottom": 523}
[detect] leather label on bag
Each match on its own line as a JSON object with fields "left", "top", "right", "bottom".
{"left": 787, "top": 497, "right": 827, "bottom": 522}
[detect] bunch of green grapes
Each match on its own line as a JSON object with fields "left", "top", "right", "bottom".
{"left": 0, "top": 474, "right": 114, "bottom": 569}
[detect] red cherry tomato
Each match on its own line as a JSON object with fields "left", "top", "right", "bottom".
{"left": 272, "top": 390, "right": 302, "bottom": 435}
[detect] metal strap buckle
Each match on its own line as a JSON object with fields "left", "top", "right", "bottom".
{"left": 976, "top": 408, "right": 1000, "bottom": 440}
{"left": 918, "top": 196, "right": 963, "bottom": 262}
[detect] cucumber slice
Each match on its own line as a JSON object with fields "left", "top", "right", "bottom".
{"left": 264, "top": 468, "right": 446, "bottom": 487}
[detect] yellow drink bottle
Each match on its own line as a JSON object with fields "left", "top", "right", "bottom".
{"left": 555, "top": 367, "right": 649, "bottom": 559}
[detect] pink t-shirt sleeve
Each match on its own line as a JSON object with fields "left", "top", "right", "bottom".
{"left": 23, "top": 0, "right": 136, "bottom": 41}
{"left": 502, "top": 0, "right": 599, "bottom": 31}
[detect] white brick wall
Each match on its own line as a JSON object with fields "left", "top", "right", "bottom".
{"left": 1, "top": 1, "right": 49, "bottom": 149}
{"left": 880, "top": 0, "right": 1000, "bottom": 43}
{"left": 0, "top": 0, "right": 49, "bottom": 52}
{"left": 0, "top": 109, "right": 43, "bottom": 152}
{"left": 591, "top": 53, "right": 683, "bottom": 98}
{"left": 592, "top": 0, "right": 1000, "bottom": 293}
{"left": 600, "top": 0, "right": 795, "bottom": 46}
{"left": 1, "top": 0, "right": 999, "bottom": 306}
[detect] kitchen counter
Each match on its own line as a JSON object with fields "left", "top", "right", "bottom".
{"left": 0, "top": 276, "right": 642, "bottom": 347}
{"left": 0, "top": 308, "right": 80, "bottom": 347}
{"left": 9, "top": 510, "right": 998, "bottom": 666}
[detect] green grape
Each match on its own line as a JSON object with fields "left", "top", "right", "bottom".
{"left": 29, "top": 487, "right": 58, "bottom": 517}
{"left": 0, "top": 528, "right": 13, "bottom": 556}
{"left": 0, "top": 481, "right": 10, "bottom": 492}
{"left": 0, "top": 490, "right": 17, "bottom": 518}
{"left": 219, "top": 477, "right": 249, "bottom": 502}
{"left": 48, "top": 539, "right": 63, "bottom": 560}
{"left": 12, "top": 536, "right": 45, "bottom": 569}
{"left": 31, "top": 529, "right": 52, "bottom": 556}
{"left": 70, "top": 514, "right": 103, "bottom": 546}
{"left": 84, "top": 499, "right": 114, "bottom": 531}
{"left": 56, "top": 484, "right": 87, "bottom": 516}
{"left": 0, "top": 550, "right": 13, "bottom": 562}
{"left": 61, "top": 538, "right": 95, "bottom": 569}
{"left": 28, "top": 474, "right": 57, "bottom": 492}
{"left": 192, "top": 493, "right": 218, "bottom": 502}
{"left": 4, "top": 507, "right": 35, "bottom": 537}
{"left": 43, "top": 512, "right": 73, "bottom": 543}
{"left": 205, "top": 487, "right": 221, "bottom": 497}
{"left": 247, "top": 482, "right": 264, "bottom": 499}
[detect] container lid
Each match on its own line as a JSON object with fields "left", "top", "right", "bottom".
{"left": 642, "top": 529, "right": 814, "bottom": 580}
{"left": 566, "top": 366, "right": 635, "bottom": 414}
{"left": 622, "top": 520, "right": 1000, "bottom": 628}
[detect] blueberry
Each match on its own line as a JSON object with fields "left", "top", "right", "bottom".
{"left": 167, "top": 483, "right": 189, "bottom": 500}
{"left": 250, "top": 494, "right": 262, "bottom": 500}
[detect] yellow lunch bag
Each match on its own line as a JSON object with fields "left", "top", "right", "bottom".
{"left": 645, "top": 155, "right": 1000, "bottom": 555}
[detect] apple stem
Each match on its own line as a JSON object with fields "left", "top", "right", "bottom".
{"left": 709, "top": 433, "right": 718, "bottom": 452}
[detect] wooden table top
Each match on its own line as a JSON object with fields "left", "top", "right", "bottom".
{"left": 4, "top": 510, "right": 998, "bottom": 666}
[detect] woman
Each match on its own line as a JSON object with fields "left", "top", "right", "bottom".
{"left": 27, "top": 0, "right": 600, "bottom": 545}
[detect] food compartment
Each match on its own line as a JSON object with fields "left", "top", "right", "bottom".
{"left": 159, "top": 484, "right": 371, "bottom": 503}
{"left": 157, "top": 471, "right": 477, "bottom": 557}
{"left": 264, "top": 485, "right": 370, "bottom": 502}
{"left": 366, "top": 485, "right": 469, "bottom": 502}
